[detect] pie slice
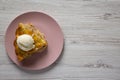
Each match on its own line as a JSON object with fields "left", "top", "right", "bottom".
{"left": 14, "top": 23, "right": 47, "bottom": 61}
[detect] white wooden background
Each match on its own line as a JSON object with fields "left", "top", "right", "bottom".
{"left": 0, "top": 0, "right": 120, "bottom": 80}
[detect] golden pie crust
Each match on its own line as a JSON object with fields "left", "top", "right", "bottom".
{"left": 14, "top": 23, "right": 47, "bottom": 61}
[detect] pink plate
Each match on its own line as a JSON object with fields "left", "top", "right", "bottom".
{"left": 5, "top": 11, "right": 64, "bottom": 70}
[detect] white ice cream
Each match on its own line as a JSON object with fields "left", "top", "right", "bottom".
{"left": 17, "top": 34, "right": 35, "bottom": 51}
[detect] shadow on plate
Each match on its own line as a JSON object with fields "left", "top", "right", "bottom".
{"left": 20, "top": 48, "right": 48, "bottom": 66}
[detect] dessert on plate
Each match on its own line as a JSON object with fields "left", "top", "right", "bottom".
{"left": 14, "top": 23, "right": 47, "bottom": 61}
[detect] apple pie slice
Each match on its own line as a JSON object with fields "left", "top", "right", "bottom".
{"left": 14, "top": 23, "right": 47, "bottom": 61}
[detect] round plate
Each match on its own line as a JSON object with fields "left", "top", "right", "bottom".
{"left": 5, "top": 11, "right": 64, "bottom": 70}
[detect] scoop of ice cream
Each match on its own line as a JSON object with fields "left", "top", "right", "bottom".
{"left": 17, "top": 34, "right": 35, "bottom": 51}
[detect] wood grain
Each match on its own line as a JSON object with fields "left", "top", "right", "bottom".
{"left": 0, "top": 0, "right": 120, "bottom": 80}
